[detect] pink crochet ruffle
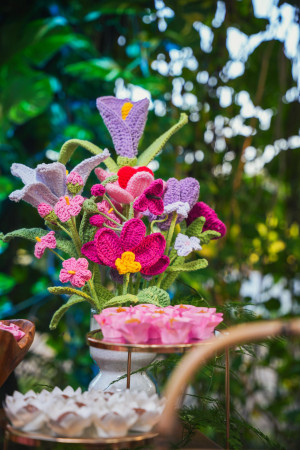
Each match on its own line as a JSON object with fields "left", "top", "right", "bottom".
{"left": 186, "top": 201, "right": 226, "bottom": 238}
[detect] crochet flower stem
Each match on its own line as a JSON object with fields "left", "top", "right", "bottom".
{"left": 156, "top": 212, "right": 178, "bottom": 288}
{"left": 49, "top": 248, "right": 65, "bottom": 262}
{"left": 103, "top": 224, "right": 122, "bottom": 231}
{"left": 150, "top": 215, "right": 169, "bottom": 233}
{"left": 96, "top": 211, "right": 123, "bottom": 227}
{"left": 123, "top": 273, "right": 130, "bottom": 295}
{"left": 68, "top": 217, "right": 83, "bottom": 257}
{"left": 134, "top": 273, "right": 142, "bottom": 294}
{"left": 104, "top": 195, "right": 127, "bottom": 221}
{"left": 55, "top": 222, "right": 73, "bottom": 239}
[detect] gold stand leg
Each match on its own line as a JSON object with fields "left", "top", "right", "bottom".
{"left": 225, "top": 347, "right": 230, "bottom": 450}
{"left": 127, "top": 350, "right": 132, "bottom": 389}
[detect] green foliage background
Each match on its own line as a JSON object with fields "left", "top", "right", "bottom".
{"left": 0, "top": 1, "right": 299, "bottom": 448}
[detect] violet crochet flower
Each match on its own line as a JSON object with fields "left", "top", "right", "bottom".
{"left": 133, "top": 179, "right": 164, "bottom": 215}
{"left": 89, "top": 200, "right": 121, "bottom": 228}
{"left": 174, "top": 233, "right": 202, "bottom": 257}
{"left": 154, "top": 177, "right": 200, "bottom": 230}
{"left": 34, "top": 231, "right": 57, "bottom": 259}
{"left": 186, "top": 202, "right": 226, "bottom": 238}
{"left": 9, "top": 150, "right": 110, "bottom": 208}
{"left": 54, "top": 195, "right": 84, "bottom": 223}
{"left": 82, "top": 218, "right": 170, "bottom": 276}
{"left": 59, "top": 258, "right": 92, "bottom": 288}
{"left": 96, "top": 96, "right": 149, "bottom": 158}
{"left": 95, "top": 165, "right": 154, "bottom": 205}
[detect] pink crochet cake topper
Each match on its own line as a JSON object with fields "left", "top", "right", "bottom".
{"left": 2, "top": 93, "right": 226, "bottom": 338}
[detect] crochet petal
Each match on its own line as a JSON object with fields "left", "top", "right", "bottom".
{"left": 120, "top": 219, "right": 146, "bottom": 251}
{"left": 179, "top": 177, "right": 200, "bottom": 208}
{"left": 125, "top": 98, "right": 149, "bottom": 151}
{"left": 81, "top": 236, "right": 103, "bottom": 264}
{"left": 35, "top": 162, "right": 66, "bottom": 198}
{"left": 117, "top": 166, "right": 136, "bottom": 188}
{"left": 95, "top": 228, "right": 122, "bottom": 267}
{"left": 10, "top": 163, "right": 36, "bottom": 185}
{"left": 96, "top": 97, "right": 135, "bottom": 158}
{"left": 134, "top": 233, "right": 166, "bottom": 268}
{"left": 72, "top": 150, "right": 110, "bottom": 188}
{"left": 148, "top": 198, "right": 164, "bottom": 215}
{"left": 105, "top": 183, "right": 134, "bottom": 204}
{"left": 163, "top": 178, "right": 180, "bottom": 206}
{"left": 9, "top": 183, "right": 59, "bottom": 208}
{"left": 141, "top": 255, "right": 170, "bottom": 276}
{"left": 126, "top": 172, "right": 154, "bottom": 198}
{"left": 95, "top": 167, "right": 113, "bottom": 182}
{"left": 133, "top": 194, "right": 148, "bottom": 212}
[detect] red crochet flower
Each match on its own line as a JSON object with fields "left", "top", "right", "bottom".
{"left": 81, "top": 218, "right": 170, "bottom": 276}
{"left": 133, "top": 179, "right": 164, "bottom": 215}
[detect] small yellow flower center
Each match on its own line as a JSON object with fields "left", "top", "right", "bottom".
{"left": 154, "top": 310, "right": 165, "bottom": 314}
{"left": 68, "top": 270, "right": 76, "bottom": 275}
{"left": 121, "top": 102, "right": 133, "bottom": 120}
{"left": 116, "top": 307, "right": 126, "bottom": 313}
{"left": 35, "top": 236, "right": 41, "bottom": 242}
{"left": 115, "top": 251, "right": 141, "bottom": 275}
{"left": 108, "top": 208, "right": 114, "bottom": 214}
{"left": 179, "top": 304, "right": 188, "bottom": 309}
{"left": 125, "top": 318, "right": 141, "bottom": 324}
{"left": 66, "top": 170, "right": 69, "bottom": 176}
{"left": 65, "top": 196, "right": 70, "bottom": 205}
{"left": 169, "top": 318, "right": 177, "bottom": 326}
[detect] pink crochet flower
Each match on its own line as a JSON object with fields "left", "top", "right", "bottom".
{"left": 0, "top": 322, "right": 25, "bottom": 341}
{"left": 95, "top": 166, "right": 154, "bottom": 205}
{"left": 89, "top": 200, "right": 121, "bottom": 228}
{"left": 82, "top": 218, "right": 170, "bottom": 276}
{"left": 34, "top": 231, "right": 56, "bottom": 259}
{"left": 37, "top": 203, "right": 53, "bottom": 218}
{"left": 186, "top": 202, "right": 226, "bottom": 238}
{"left": 54, "top": 195, "right": 84, "bottom": 222}
{"left": 59, "top": 258, "right": 92, "bottom": 288}
{"left": 133, "top": 179, "right": 164, "bottom": 215}
{"left": 91, "top": 184, "right": 106, "bottom": 197}
{"left": 66, "top": 172, "right": 83, "bottom": 186}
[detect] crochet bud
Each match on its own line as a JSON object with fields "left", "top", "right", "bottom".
{"left": 66, "top": 172, "right": 84, "bottom": 195}
{"left": 91, "top": 184, "right": 106, "bottom": 197}
{"left": 37, "top": 203, "right": 57, "bottom": 222}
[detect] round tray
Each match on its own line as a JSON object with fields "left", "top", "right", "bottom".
{"left": 5, "top": 425, "right": 157, "bottom": 448}
{"left": 87, "top": 329, "right": 213, "bottom": 353}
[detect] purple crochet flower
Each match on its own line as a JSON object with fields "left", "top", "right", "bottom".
{"left": 133, "top": 179, "right": 164, "bottom": 215}
{"left": 9, "top": 149, "right": 110, "bottom": 208}
{"left": 155, "top": 177, "right": 200, "bottom": 230}
{"left": 187, "top": 202, "right": 226, "bottom": 238}
{"left": 96, "top": 96, "right": 149, "bottom": 158}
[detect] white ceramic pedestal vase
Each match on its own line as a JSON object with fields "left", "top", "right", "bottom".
{"left": 89, "top": 313, "right": 157, "bottom": 394}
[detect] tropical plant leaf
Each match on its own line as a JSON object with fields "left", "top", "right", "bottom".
{"left": 58, "top": 139, "right": 118, "bottom": 172}
{"left": 137, "top": 286, "right": 170, "bottom": 307}
{"left": 49, "top": 295, "right": 85, "bottom": 330}
{"left": 137, "top": 113, "right": 188, "bottom": 166}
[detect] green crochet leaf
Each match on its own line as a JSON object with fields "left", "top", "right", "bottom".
{"left": 82, "top": 199, "right": 99, "bottom": 214}
{"left": 199, "top": 230, "right": 221, "bottom": 244}
{"left": 117, "top": 156, "right": 137, "bottom": 167}
{"left": 101, "top": 175, "right": 118, "bottom": 186}
{"left": 137, "top": 287, "right": 170, "bottom": 307}
{"left": 166, "top": 258, "right": 208, "bottom": 272}
{"left": 0, "top": 228, "right": 77, "bottom": 257}
{"left": 161, "top": 272, "right": 180, "bottom": 291}
{"left": 186, "top": 217, "right": 206, "bottom": 238}
{"left": 48, "top": 286, "right": 97, "bottom": 304}
{"left": 102, "top": 294, "right": 138, "bottom": 308}
{"left": 93, "top": 279, "right": 114, "bottom": 309}
{"left": 58, "top": 139, "right": 118, "bottom": 172}
{"left": 137, "top": 113, "right": 188, "bottom": 166}
{"left": 49, "top": 295, "right": 85, "bottom": 330}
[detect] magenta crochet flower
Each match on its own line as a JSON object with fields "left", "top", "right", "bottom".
{"left": 186, "top": 202, "right": 226, "bottom": 238}
{"left": 96, "top": 96, "right": 149, "bottom": 158}
{"left": 89, "top": 200, "right": 121, "bottom": 228}
{"left": 59, "top": 258, "right": 92, "bottom": 288}
{"left": 54, "top": 195, "right": 84, "bottom": 223}
{"left": 91, "top": 184, "right": 106, "bottom": 197}
{"left": 82, "top": 218, "right": 170, "bottom": 276}
{"left": 133, "top": 179, "right": 164, "bottom": 215}
{"left": 34, "top": 231, "right": 56, "bottom": 259}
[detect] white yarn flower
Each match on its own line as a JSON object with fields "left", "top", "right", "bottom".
{"left": 164, "top": 201, "right": 191, "bottom": 218}
{"left": 174, "top": 233, "right": 202, "bottom": 257}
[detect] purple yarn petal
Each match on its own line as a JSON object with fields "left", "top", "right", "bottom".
{"left": 35, "top": 163, "right": 66, "bottom": 199}
{"left": 9, "top": 183, "right": 59, "bottom": 208}
{"left": 163, "top": 178, "right": 180, "bottom": 206}
{"left": 72, "top": 150, "right": 110, "bottom": 188}
{"left": 179, "top": 177, "right": 200, "bottom": 208}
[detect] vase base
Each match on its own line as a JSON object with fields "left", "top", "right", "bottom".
{"left": 88, "top": 370, "right": 156, "bottom": 394}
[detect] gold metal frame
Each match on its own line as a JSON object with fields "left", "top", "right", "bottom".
{"left": 4, "top": 425, "right": 157, "bottom": 449}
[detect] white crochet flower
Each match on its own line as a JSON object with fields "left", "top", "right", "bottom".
{"left": 174, "top": 233, "right": 202, "bottom": 257}
{"left": 164, "top": 201, "right": 190, "bottom": 218}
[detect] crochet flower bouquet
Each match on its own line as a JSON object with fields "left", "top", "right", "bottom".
{"left": 1, "top": 96, "right": 226, "bottom": 344}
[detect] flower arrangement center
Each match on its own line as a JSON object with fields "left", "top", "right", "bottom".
{"left": 115, "top": 251, "right": 142, "bottom": 275}
{"left": 121, "top": 102, "right": 133, "bottom": 120}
